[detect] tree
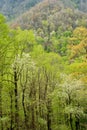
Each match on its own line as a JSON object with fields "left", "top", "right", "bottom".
{"left": 52, "top": 75, "right": 86, "bottom": 130}
{"left": 0, "top": 14, "right": 10, "bottom": 130}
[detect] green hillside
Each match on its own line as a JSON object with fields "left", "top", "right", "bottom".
{"left": 0, "top": 0, "right": 87, "bottom": 130}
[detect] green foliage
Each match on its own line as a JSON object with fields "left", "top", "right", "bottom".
{"left": 58, "top": 124, "right": 70, "bottom": 130}
{"left": 0, "top": 11, "right": 87, "bottom": 130}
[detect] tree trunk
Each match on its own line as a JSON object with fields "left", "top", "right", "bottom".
{"left": 22, "top": 88, "right": 29, "bottom": 129}
{"left": 38, "top": 71, "right": 42, "bottom": 130}
{"left": 75, "top": 116, "right": 80, "bottom": 130}
{"left": 70, "top": 113, "right": 73, "bottom": 130}
{"left": 0, "top": 70, "right": 3, "bottom": 130}
{"left": 14, "top": 67, "right": 19, "bottom": 130}
{"left": 10, "top": 94, "right": 14, "bottom": 130}
{"left": 29, "top": 78, "right": 36, "bottom": 130}
{"left": 31, "top": 107, "right": 36, "bottom": 130}
{"left": 0, "top": 86, "right": 3, "bottom": 130}
{"left": 47, "top": 99, "right": 52, "bottom": 130}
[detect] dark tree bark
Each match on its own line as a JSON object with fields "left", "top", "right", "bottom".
{"left": 20, "top": 69, "right": 29, "bottom": 129}
{"left": 75, "top": 116, "right": 80, "bottom": 130}
{"left": 22, "top": 87, "right": 29, "bottom": 129}
{"left": 70, "top": 113, "right": 73, "bottom": 130}
{"left": 14, "top": 67, "right": 19, "bottom": 130}
{"left": 31, "top": 106, "right": 36, "bottom": 130}
{"left": 47, "top": 99, "right": 52, "bottom": 130}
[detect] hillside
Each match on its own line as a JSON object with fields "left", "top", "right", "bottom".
{"left": 0, "top": 0, "right": 87, "bottom": 21}
{"left": 0, "top": 0, "right": 43, "bottom": 20}
{"left": 11, "top": 0, "right": 87, "bottom": 32}
{"left": 71, "top": 0, "right": 87, "bottom": 12}
{"left": 11, "top": 0, "right": 87, "bottom": 55}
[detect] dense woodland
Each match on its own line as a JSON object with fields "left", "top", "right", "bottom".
{"left": 0, "top": 0, "right": 87, "bottom": 130}
{"left": 0, "top": 0, "right": 43, "bottom": 20}
{"left": 0, "top": 0, "right": 87, "bottom": 20}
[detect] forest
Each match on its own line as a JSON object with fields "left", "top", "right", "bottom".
{"left": 0, "top": 0, "right": 87, "bottom": 130}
